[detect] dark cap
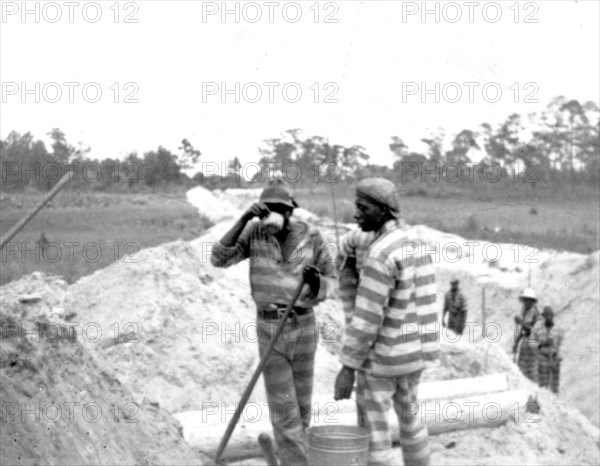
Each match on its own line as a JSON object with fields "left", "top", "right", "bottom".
{"left": 356, "top": 178, "right": 400, "bottom": 219}
{"left": 542, "top": 306, "right": 554, "bottom": 318}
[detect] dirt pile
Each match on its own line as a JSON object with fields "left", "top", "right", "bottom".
{"left": 0, "top": 273, "right": 201, "bottom": 466}
{"left": 1, "top": 186, "right": 598, "bottom": 465}
{"left": 62, "top": 234, "right": 342, "bottom": 414}
{"left": 418, "top": 230, "right": 600, "bottom": 427}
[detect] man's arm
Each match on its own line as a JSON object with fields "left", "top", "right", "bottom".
{"left": 459, "top": 293, "right": 467, "bottom": 313}
{"left": 210, "top": 203, "right": 267, "bottom": 268}
{"left": 520, "top": 306, "right": 539, "bottom": 337}
{"left": 338, "top": 230, "right": 361, "bottom": 323}
{"left": 442, "top": 293, "right": 449, "bottom": 325}
{"left": 309, "top": 231, "right": 339, "bottom": 302}
{"left": 339, "top": 256, "right": 392, "bottom": 370}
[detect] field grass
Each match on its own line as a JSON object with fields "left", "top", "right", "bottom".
{"left": 293, "top": 183, "right": 600, "bottom": 255}
{"left": 1, "top": 183, "right": 598, "bottom": 287}
{"left": 0, "top": 188, "right": 212, "bottom": 286}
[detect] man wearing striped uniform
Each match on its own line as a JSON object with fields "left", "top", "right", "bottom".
{"left": 513, "top": 288, "right": 540, "bottom": 383}
{"left": 537, "top": 306, "right": 563, "bottom": 394}
{"left": 337, "top": 227, "right": 376, "bottom": 430}
{"left": 334, "top": 178, "right": 439, "bottom": 466}
{"left": 211, "top": 184, "right": 337, "bottom": 466}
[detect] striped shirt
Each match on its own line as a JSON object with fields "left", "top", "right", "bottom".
{"left": 338, "top": 228, "right": 376, "bottom": 324}
{"left": 210, "top": 218, "right": 337, "bottom": 309}
{"left": 339, "top": 219, "right": 440, "bottom": 376}
{"left": 538, "top": 325, "right": 564, "bottom": 357}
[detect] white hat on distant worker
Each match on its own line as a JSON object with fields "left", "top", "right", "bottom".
{"left": 519, "top": 287, "right": 537, "bottom": 302}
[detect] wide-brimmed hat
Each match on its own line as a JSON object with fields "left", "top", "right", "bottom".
{"left": 519, "top": 287, "right": 537, "bottom": 302}
{"left": 259, "top": 185, "right": 298, "bottom": 208}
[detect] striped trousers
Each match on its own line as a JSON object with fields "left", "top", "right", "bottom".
{"left": 258, "top": 312, "right": 317, "bottom": 466}
{"left": 538, "top": 354, "right": 560, "bottom": 394}
{"left": 356, "top": 371, "right": 430, "bottom": 466}
{"left": 517, "top": 338, "right": 538, "bottom": 384}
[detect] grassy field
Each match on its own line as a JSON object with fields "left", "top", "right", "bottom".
{"left": 293, "top": 184, "right": 600, "bottom": 254}
{"left": 1, "top": 183, "right": 598, "bottom": 286}
{"left": 0, "top": 188, "right": 212, "bottom": 286}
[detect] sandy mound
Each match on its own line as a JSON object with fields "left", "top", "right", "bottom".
{"left": 1, "top": 186, "right": 598, "bottom": 465}
{"left": 0, "top": 273, "right": 201, "bottom": 466}
{"left": 61, "top": 235, "right": 342, "bottom": 414}
{"left": 426, "top": 241, "right": 600, "bottom": 426}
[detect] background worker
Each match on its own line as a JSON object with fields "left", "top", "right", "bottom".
{"left": 513, "top": 287, "right": 540, "bottom": 383}
{"left": 210, "top": 183, "right": 337, "bottom": 466}
{"left": 538, "top": 306, "right": 564, "bottom": 394}
{"left": 442, "top": 279, "right": 467, "bottom": 335}
{"left": 334, "top": 178, "right": 439, "bottom": 466}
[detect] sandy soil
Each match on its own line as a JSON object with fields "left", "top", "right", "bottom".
{"left": 1, "top": 186, "right": 598, "bottom": 465}
{"left": 0, "top": 273, "right": 201, "bottom": 465}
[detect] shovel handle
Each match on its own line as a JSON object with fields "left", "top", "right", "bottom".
{"left": 0, "top": 172, "right": 71, "bottom": 251}
{"left": 214, "top": 277, "right": 306, "bottom": 464}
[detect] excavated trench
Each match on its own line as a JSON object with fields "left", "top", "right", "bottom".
{"left": 1, "top": 186, "right": 598, "bottom": 465}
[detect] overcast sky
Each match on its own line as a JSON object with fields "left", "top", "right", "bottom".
{"left": 1, "top": 0, "right": 599, "bottom": 169}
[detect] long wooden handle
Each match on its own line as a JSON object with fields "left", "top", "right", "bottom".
{"left": 214, "top": 277, "right": 306, "bottom": 465}
{"left": 0, "top": 172, "right": 71, "bottom": 251}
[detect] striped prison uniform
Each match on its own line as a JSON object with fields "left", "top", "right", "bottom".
{"left": 211, "top": 217, "right": 337, "bottom": 466}
{"left": 516, "top": 305, "right": 540, "bottom": 384}
{"left": 537, "top": 325, "right": 563, "bottom": 394}
{"left": 443, "top": 291, "right": 467, "bottom": 335}
{"left": 339, "top": 219, "right": 440, "bottom": 466}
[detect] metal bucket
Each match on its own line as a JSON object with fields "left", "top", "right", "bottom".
{"left": 307, "top": 425, "right": 370, "bottom": 466}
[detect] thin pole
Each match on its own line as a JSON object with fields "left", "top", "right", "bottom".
{"left": 331, "top": 183, "right": 340, "bottom": 249}
{"left": 214, "top": 277, "right": 306, "bottom": 465}
{"left": 0, "top": 172, "right": 71, "bottom": 251}
{"left": 481, "top": 285, "right": 486, "bottom": 337}
{"left": 326, "top": 137, "right": 340, "bottom": 252}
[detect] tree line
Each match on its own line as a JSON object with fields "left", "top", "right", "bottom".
{"left": 1, "top": 96, "right": 598, "bottom": 193}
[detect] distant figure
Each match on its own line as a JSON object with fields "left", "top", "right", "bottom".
{"left": 513, "top": 288, "right": 540, "bottom": 383}
{"left": 442, "top": 279, "right": 467, "bottom": 335}
{"left": 37, "top": 232, "right": 50, "bottom": 256}
{"left": 538, "top": 306, "right": 564, "bottom": 394}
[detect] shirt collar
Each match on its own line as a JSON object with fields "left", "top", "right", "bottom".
{"left": 375, "top": 218, "right": 401, "bottom": 240}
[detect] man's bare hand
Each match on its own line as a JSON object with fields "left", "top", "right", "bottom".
{"left": 302, "top": 265, "right": 321, "bottom": 297}
{"left": 334, "top": 366, "right": 355, "bottom": 400}
{"left": 242, "top": 203, "right": 270, "bottom": 223}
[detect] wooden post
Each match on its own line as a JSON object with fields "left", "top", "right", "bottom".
{"left": 0, "top": 172, "right": 71, "bottom": 251}
{"left": 481, "top": 285, "right": 486, "bottom": 332}
{"left": 326, "top": 136, "right": 340, "bottom": 251}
